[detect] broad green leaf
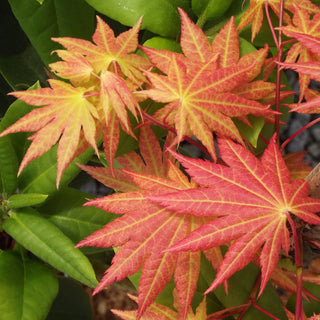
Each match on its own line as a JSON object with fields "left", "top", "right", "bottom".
{"left": 8, "top": 0, "right": 95, "bottom": 65}
{"left": 199, "top": 255, "right": 286, "bottom": 320}
{"left": 192, "top": 0, "right": 234, "bottom": 21}
{"left": 46, "top": 277, "right": 93, "bottom": 320}
{"left": 3, "top": 208, "right": 98, "bottom": 288}
{"left": 0, "top": 45, "right": 48, "bottom": 91}
{"left": 17, "top": 144, "right": 94, "bottom": 195}
{"left": 0, "top": 250, "right": 58, "bottom": 320}
{"left": 7, "top": 193, "right": 48, "bottom": 209}
{"left": 0, "top": 125, "right": 18, "bottom": 195}
{"left": 40, "top": 187, "right": 116, "bottom": 251}
{"left": 143, "top": 37, "right": 181, "bottom": 52}
{"left": 84, "top": 0, "right": 190, "bottom": 38}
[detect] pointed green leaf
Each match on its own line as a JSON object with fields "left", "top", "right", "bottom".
{"left": 3, "top": 208, "right": 98, "bottom": 288}
{"left": 40, "top": 188, "right": 116, "bottom": 251}
{"left": 7, "top": 193, "right": 48, "bottom": 209}
{"left": 84, "top": 0, "right": 190, "bottom": 38}
{"left": 0, "top": 250, "right": 58, "bottom": 320}
{"left": 17, "top": 144, "right": 94, "bottom": 195}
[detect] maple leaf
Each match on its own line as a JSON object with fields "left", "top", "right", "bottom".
{"left": 0, "top": 16, "right": 151, "bottom": 184}
{"left": 76, "top": 125, "right": 217, "bottom": 319}
{"left": 279, "top": 4, "right": 320, "bottom": 101}
{"left": 139, "top": 10, "right": 275, "bottom": 161}
{"left": 0, "top": 80, "right": 100, "bottom": 187}
{"left": 283, "top": 151, "right": 313, "bottom": 180}
{"left": 149, "top": 136, "right": 320, "bottom": 295}
{"left": 51, "top": 16, "right": 150, "bottom": 87}
{"left": 112, "top": 290, "right": 207, "bottom": 320}
{"left": 279, "top": 60, "right": 320, "bottom": 114}
{"left": 237, "top": 0, "right": 319, "bottom": 41}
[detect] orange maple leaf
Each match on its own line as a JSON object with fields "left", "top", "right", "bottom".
{"left": 0, "top": 16, "right": 151, "bottom": 185}
{"left": 149, "top": 136, "right": 320, "bottom": 295}
{"left": 237, "top": 0, "right": 319, "bottom": 41}
{"left": 51, "top": 16, "right": 150, "bottom": 87}
{"left": 112, "top": 290, "right": 207, "bottom": 320}
{"left": 140, "top": 10, "right": 276, "bottom": 161}
{"left": 76, "top": 126, "right": 219, "bottom": 319}
{"left": 0, "top": 80, "right": 100, "bottom": 187}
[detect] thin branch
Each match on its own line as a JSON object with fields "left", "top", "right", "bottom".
{"left": 140, "top": 109, "right": 212, "bottom": 157}
{"left": 280, "top": 117, "right": 320, "bottom": 152}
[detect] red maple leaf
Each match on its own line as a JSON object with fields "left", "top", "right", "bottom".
{"left": 280, "top": 4, "right": 320, "bottom": 101}
{"left": 149, "top": 136, "right": 320, "bottom": 295}
{"left": 76, "top": 125, "right": 219, "bottom": 319}
{"left": 139, "top": 9, "right": 276, "bottom": 161}
{"left": 112, "top": 290, "right": 207, "bottom": 320}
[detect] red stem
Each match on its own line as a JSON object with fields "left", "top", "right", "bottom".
{"left": 264, "top": 0, "right": 284, "bottom": 145}
{"left": 295, "top": 267, "right": 304, "bottom": 320}
{"left": 140, "top": 109, "right": 212, "bottom": 157}
{"left": 264, "top": 2, "right": 279, "bottom": 49}
{"left": 206, "top": 304, "right": 250, "bottom": 320}
{"left": 280, "top": 117, "right": 320, "bottom": 152}
{"left": 251, "top": 300, "right": 281, "bottom": 320}
{"left": 285, "top": 213, "right": 305, "bottom": 320}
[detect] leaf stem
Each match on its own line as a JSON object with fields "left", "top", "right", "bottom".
{"left": 264, "top": 0, "right": 284, "bottom": 145}
{"left": 140, "top": 109, "right": 212, "bottom": 157}
{"left": 206, "top": 304, "right": 250, "bottom": 320}
{"left": 280, "top": 117, "right": 320, "bottom": 152}
{"left": 285, "top": 212, "right": 305, "bottom": 319}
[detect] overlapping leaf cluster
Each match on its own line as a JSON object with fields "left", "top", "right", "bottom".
{"left": 3, "top": 2, "right": 320, "bottom": 320}
{"left": 0, "top": 17, "right": 150, "bottom": 186}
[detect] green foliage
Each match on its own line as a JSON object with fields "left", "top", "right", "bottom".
{"left": 1, "top": 1, "right": 320, "bottom": 319}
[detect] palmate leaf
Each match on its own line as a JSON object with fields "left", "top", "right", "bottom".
{"left": 76, "top": 126, "right": 214, "bottom": 319}
{"left": 51, "top": 15, "right": 150, "bottom": 87}
{"left": 0, "top": 80, "right": 99, "bottom": 187}
{"left": 237, "top": 0, "right": 319, "bottom": 41}
{"left": 0, "top": 16, "right": 150, "bottom": 186}
{"left": 279, "top": 4, "right": 320, "bottom": 101}
{"left": 149, "top": 136, "right": 320, "bottom": 296}
{"left": 140, "top": 9, "right": 276, "bottom": 161}
{"left": 112, "top": 291, "right": 207, "bottom": 320}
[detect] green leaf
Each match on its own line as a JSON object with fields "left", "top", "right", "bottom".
{"left": 7, "top": 193, "right": 48, "bottom": 209}
{"left": 40, "top": 188, "right": 116, "bottom": 252}
{"left": 0, "top": 82, "right": 41, "bottom": 162}
{"left": 0, "top": 250, "right": 58, "bottom": 320}
{"left": 3, "top": 208, "right": 98, "bottom": 288}
{"left": 200, "top": 256, "right": 286, "bottom": 319}
{"left": 84, "top": 0, "right": 190, "bottom": 38}
{"left": 143, "top": 37, "right": 181, "bottom": 52}
{"left": 0, "top": 44, "right": 48, "bottom": 91}
{"left": 0, "top": 125, "right": 18, "bottom": 195}
{"left": 46, "top": 277, "right": 93, "bottom": 320}
{"left": 233, "top": 115, "right": 264, "bottom": 148}
{"left": 18, "top": 144, "right": 94, "bottom": 195}
{"left": 8, "top": 0, "right": 95, "bottom": 65}
{"left": 192, "top": 0, "right": 234, "bottom": 20}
